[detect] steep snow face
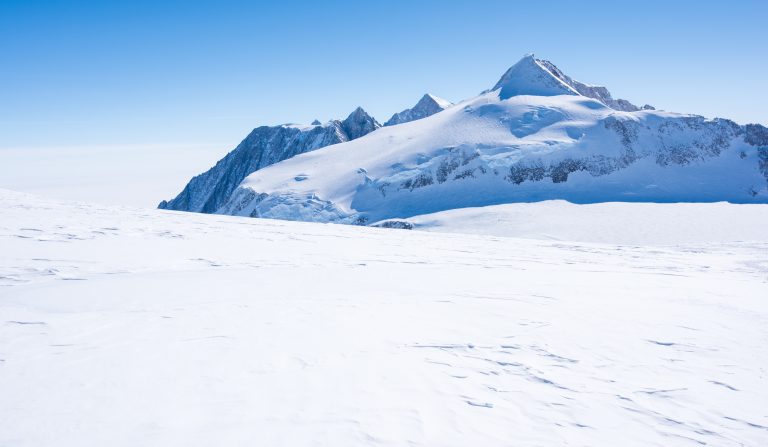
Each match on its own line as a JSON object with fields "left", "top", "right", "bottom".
{"left": 385, "top": 93, "right": 452, "bottom": 126}
{"left": 220, "top": 90, "right": 768, "bottom": 224}
{"left": 158, "top": 107, "right": 380, "bottom": 213}
{"left": 2, "top": 190, "right": 768, "bottom": 447}
{"left": 535, "top": 58, "right": 643, "bottom": 112}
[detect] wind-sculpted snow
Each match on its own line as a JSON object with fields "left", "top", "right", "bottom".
{"left": 224, "top": 92, "right": 768, "bottom": 224}
{"left": 158, "top": 107, "right": 380, "bottom": 213}
{"left": 2, "top": 189, "right": 767, "bottom": 446}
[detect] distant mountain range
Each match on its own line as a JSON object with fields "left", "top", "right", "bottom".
{"left": 160, "top": 54, "right": 768, "bottom": 225}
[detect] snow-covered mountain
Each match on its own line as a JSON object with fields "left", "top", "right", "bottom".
{"left": 158, "top": 107, "right": 380, "bottom": 213}
{"left": 384, "top": 93, "right": 452, "bottom": 126}
{"left": 163, "top": 54, "right": 768, "bottom": 223}
{"left": 214, "top": 55, "right": 768, "bottom": 224}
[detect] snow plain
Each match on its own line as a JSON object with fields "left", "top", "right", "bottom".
{"left": 398, "top": 201, "right": 768, "bottom": 245}
{"left": 1, "top": 188, "right": 767, "bottom": 446}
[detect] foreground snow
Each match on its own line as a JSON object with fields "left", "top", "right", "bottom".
{"left": 1, "top": 189, "right": 767, "bottom": 446}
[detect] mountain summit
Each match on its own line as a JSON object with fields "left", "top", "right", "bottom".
{"left": 492, "top": 54, "right": 579, "bottom": 99}
{"left": 341, "top": 107, "right": 380, "bottom": 139}
{"left": 492, "top": 54, "right": 642, "bottom": 111}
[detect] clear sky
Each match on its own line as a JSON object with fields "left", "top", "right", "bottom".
{"left": 2, "top": 0, "right": 766, "bottom": 149}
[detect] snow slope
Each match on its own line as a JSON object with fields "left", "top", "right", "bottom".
{"left": 1, "top": 189, "right": 767, "bottom": 446}
{"left": 376, "top": 201, "right": 768, "bottom": 245}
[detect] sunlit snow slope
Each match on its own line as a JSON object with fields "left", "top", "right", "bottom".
{"left": 1, "top": 189, "right": 767, "bottom": 447}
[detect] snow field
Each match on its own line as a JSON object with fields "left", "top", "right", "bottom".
{"left": 1, "top": 189, "right": 766, "bottom": 446}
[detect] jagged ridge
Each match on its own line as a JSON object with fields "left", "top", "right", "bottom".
{"left": 384, "top": 94, "right": 452, "bottom": 126}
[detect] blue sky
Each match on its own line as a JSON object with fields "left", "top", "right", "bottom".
{"left": 2, "top": 0, "right": 766, "bottom": 149}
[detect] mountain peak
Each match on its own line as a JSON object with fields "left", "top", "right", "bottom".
{"left": 492, "top": 54, "right": 641, "bottom": 111}
{"left": 417, "top": 93, "right": 452, "bottom": 110}
{"left": 342, "top": 106, "right": 380, "bottom": 140}
{"left": 385, "top": 93, "right": 452, "bottom": 126}
{"left": 346, "top": 106, "right": 367, "bottom": 116}
{"left": 492, "top": 54, "right": 579, "bottom": 99}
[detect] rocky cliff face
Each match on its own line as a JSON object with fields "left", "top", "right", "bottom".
{"left": 342, "top": 107, "right": 381, "bottom": 139}
{"left": 158, "top": 108, "right": 380, "bottom": 213}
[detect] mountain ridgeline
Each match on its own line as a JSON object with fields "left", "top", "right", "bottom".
{"left": 384, "top": 94, "right": 452, "bottom": 126}
{"left": 161, "top": 54, "right": 768, "bottom": 224}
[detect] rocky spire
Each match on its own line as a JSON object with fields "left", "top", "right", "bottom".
{"left": 341, "top": 107, "right": 381, "bottom": 140}
{"left": 384, "top": 93, "right": 452, "bottom": 126}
